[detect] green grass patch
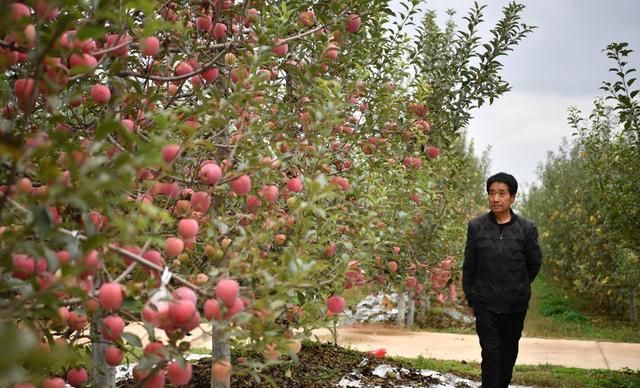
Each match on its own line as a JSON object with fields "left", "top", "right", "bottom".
{"left": 524, "top": 275, "right": 640, "bottom": 342}
{"left": 397, "top": 356, "right": 640, "bottom": 388}
{"left": 539, "top": 293, "right": 587, "bottom": 323}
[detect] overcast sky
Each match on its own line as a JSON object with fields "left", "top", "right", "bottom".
{"left": 393, "top": 0, "right": 640, "bottom": 190}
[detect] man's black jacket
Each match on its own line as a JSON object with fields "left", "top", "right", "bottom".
{"left": 462, "top": 210, "right": 543, "bottom": 313}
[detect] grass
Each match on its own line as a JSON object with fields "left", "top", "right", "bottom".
{"left": 523, "top": 275, "right": 640, "bottom": 343}
{"left": 398, "top": 356, "right": 640, "bottom": 388}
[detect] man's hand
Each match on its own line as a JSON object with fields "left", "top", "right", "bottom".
{"left": 469, "top": 307, "right": 475, "bottom": 317}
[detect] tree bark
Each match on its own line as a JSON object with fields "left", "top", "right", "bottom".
{"left": 211, "top": 330, "right": 231, "bottom": 388}
{"left": 406, "top": 291, "right": 415, "bottom": 327}
{"left": 395, "top": 291, "right": 405, "bottom": 326}
{"left": 90, "top": 310, "right": 116, "bottom": 388}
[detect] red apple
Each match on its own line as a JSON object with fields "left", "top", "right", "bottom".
{"left": 105, "top": 34, "right": 131, "bottom": 57}
{"left": 173, "top": 286, "right": 197, "bottom": 305}
{"left": 69, "top": 53, "right": 97, "bottom": 70}
{"left": 169, "top": 299, "right": 196, "bottom": 326}
{"left": 190, "top": 191, "right": 211, "bottom": 213}
{"left": 199, "top": 163, "right": 222, "bottom": 185}
{"left": 211, "top": 360, "right": 232, "bottom": 383}
{"left": 184, "top": 311, "right": 201, "bottom": 331}
{"left": 274, "top": 234, "right": 287, "bottom": 245}
{"left": 287, "top": 177, "right": 303, "bottom": 193}
{"left": 98, "top": 282, "right": 124, "bottom": 310}
{"left": 140, "top": 36, "right": 160, "bottom": 57}
{"left": 57, "top": 306, "right": 70, "bottom": 322}
{"left": 178, "top": 218, "right": 199, "bottom": 239}
{"left": 272, "top": 39, "right": 288, "bottom": 57}
{"left": 260, "top": 185, "right": 279, "bottom": 202}
{"left": 299, "top": 10, "right": 316, "bottom": 26}
{"left": 161, "top": 144, "right": 180, "bottom": 163}
{"left": 165, "top": 237, "right": 184, "bottom": 257}
{"left": 196, "top": 15, "right": 212, "bottom": 32}
{"left": 14, "top": 78, "right": 36, "bottom": 108}
{"left": 66, "top": 367, "right": 88, "bottom": 387}
{"left": 204, "top": 298, "right": 221, "bottom": 320}
{"left": 167, "top": 361, "right": 192, "bottom": 385}
{"left": 330, "top": 176, "right": 350, "bottom": 191}
{"left": 325, "top": 242, "right": 336, "bottom": 257}
{"left": 244, "top": 8, "right": 260, "bottom": 26}
{"left": 142, "top": 301, "right": 170, "bottom": 328}
{"left": 212, "top": 23, "right": 227, "bottom": 40}
{"left": 174, "top": 61, "right": 193, "bottom": 77}
{"left": 12, "top": 254, "right": 40, "bottom": 279}
{"left": 230, "top": 175, "right": 251, "bottom": 196}
{"left": 202, "top": 67, "right": 219, "bottom": 82}
{"left": 87, "top": 211, "right": 107, "bottom": 231}
{"left": 66, "top": 311, "right": 88, "bottom": 331}
{"left": 246, "top": 195, "right": 262, "bottom": 213}
{"left": 345, "top": 13, "right": 361, "bottom": 33}
{"left": 120, "top": 118, "right": 134, "bottom": 131}
{"left": 226, "top": 297, "right": 245, "bottom": 319}
{"left": 216, "top": 278, "right": 239, "bottom": 307}
{"left": 133, "top": 367, "right": 164, "bottom": 388}
{"left": 11, "top": 3, "right": 32, "bottom": 21}
{"left": 143, "top": 341, "right": 164, "bottom": 357}
{"left": 42, "top": 377, "right": 65, "bottom": 388}
{"left": 327, "top": 295, "right": 345, "bottom": 314}
{"left": 101, "top": 314, "right": 125, "bottom": 341}
{"left": 36, "top": 1, "right": 59, "bottom": 21}
{"left": 427, "top": 146, "right": 440, "bottom": 158}
{"left": 323, "top": 43, "right": 340, "bottom": 60}
{"left": 90, "top": 84, "right": 111, "bottom": 104}
{"left": 142, "top": 250, "right": 164, "bottom": 275}
{"left": 104, "top": 346, "right": 123, "bottom": 366}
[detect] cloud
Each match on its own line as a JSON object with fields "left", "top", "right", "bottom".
{"left": 467, "top": 91, "right": 594, "bottom": 187}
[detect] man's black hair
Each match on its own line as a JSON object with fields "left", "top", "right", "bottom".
{"left": 486, "top": 172, "right": 518, "bottom": 196}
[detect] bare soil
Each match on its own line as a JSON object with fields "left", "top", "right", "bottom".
{"left": 118, "top": 341, "right": 472, "bottom": 387}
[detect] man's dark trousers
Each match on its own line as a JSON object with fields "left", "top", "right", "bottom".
{"left": 475, "top": 308, "right": 527, "bottom": 388}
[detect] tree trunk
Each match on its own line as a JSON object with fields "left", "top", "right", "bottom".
{"left": 424, "top": 293, "right": 431, "bottom": 312}
{"left": 629, "top": 292, "right": 638, "bottom": 321}
{"left": 211, "top": 331, "right": 231, "bottom": 388}
{"left": 90, "top": 310, "right": 116, "bottom": 387}
{"left": 395, "top": 292, "right": 405, "bottom": 326}
{"left": 406, "top": 291, "right": 415, "bottom": 327}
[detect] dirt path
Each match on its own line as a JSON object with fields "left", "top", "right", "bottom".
{"left": 312, "top": 324, "right": 640, "bottom": 370}
{"left": 124, "top": 322, "right": 640, "bottom": 371}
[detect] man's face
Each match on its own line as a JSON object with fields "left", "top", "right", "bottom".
{"left": 487, "top": 182, "right": 515, "bottom": 214}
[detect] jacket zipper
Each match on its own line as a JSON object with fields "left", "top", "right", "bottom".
{"left": 499, "top": 230, "right": 503, "bottom": 255}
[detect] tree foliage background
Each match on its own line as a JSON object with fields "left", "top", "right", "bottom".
{"left": 523, "top": 42, "right": 639, "bottom": 320}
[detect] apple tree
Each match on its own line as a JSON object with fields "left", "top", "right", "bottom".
{"left": 0, "top": 1, "right": 532, "bottom": 387}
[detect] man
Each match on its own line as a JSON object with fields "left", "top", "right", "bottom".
{"left": 463, "top": 172, "right": 542, "bottom": 388}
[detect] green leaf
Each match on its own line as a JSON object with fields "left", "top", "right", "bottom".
{"left": 32, "top": 206, "right": 53, "bottom": 237}
{"left": 76, "top": 25, "right": 107, "bottom": 40}
{"left": 121, "top": 332, "right": 143, "bottom": 348}
{"left": 95, "top": 119, "right": 122, "bottom": 140}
